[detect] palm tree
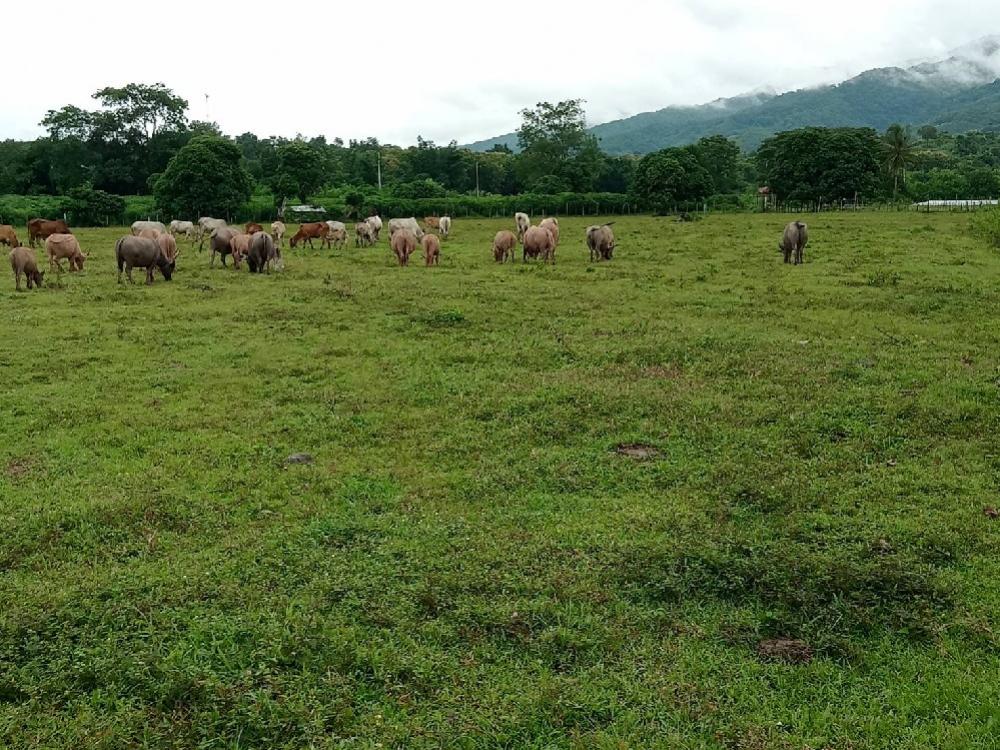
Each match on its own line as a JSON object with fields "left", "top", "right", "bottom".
{"left": 884, "top": 124, "right": 916, "bottom": 198}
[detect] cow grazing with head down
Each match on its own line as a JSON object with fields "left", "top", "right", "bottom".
{"left": 115, "top": 236, "right": 174, "bottom": 284}
{"left": 0, "top": 225, "right": 20, "bottom": 249}
{"left": 209, "top": 227, "right": 239, "bottom": 267}
{"left": 523, "top": 225, "right": 555, "bottom": 263}
{"left": 157, "top": 232, "right": 179, "bottom": 265}
{"left": 229, "top": 233, "right": 253, "bottom": 268}
{"left": 10, "top": 247, "right": 43, "bottom": 290}
{"left": 422, "top": 234, "right": 441, "bottom": 266}
{"left": 780, "top": 221, "right": 809, "bottom": 265}
{"left": 169, "top": 220, "right": 196, "bottom": 239}
{"left": 539, "top": 217, "right": 560, "bottom": 247}
{"left": 586, "top": 224, "right": 616, "bottom": 262}
{"left": 28, "top": 218, "right": 69, "bottom": 248}
{"left": 424, "top": 216, "right": 441, "bottom": 231}
{"left": 514, "top": 212, "right": 530, "bottom": 242}
{"left": 289, "top": 222, "right": 329, "bottom": 249}
{"left": 245, "top": 222, "right": 264, "bottom": 235}
{"left": 391, "top": 229, "right": 417, "bottom": 266}
{"left": 355, "top": 222, "right": 375, "bottom": 247}
{"left": 493, "top": 230, "right": 517, "bottom": 263}
{"left": 45, "top": 234, "right": 87, "bottom": 273}
{"left": 271, "top": 221, "right": 287, "bottom": 247}
{"left": 247, "top": 231, "right": 279, "bottom": 273}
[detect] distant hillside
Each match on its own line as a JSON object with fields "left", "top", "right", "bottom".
{"left": 466, "top": 36, "right": 1000, "bottom": 154}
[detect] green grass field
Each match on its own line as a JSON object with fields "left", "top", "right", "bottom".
{"left": 2, "top": 213, "right": 999, "bottom": 749}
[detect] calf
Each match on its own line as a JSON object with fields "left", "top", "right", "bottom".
{"left": 271, "top": 221, "right": 287, "bottom": 247}
{"left": 45, "top": 233, "right": 87, "bottom": 273}
{"left": 115, "top": 236, "right": 174, "bottom": 284}
{"left": 422, "top": 234, "right": 441, "bottom": 266}
{"left": 324, "top": 221, "right": 348, "bottom": 250}
{"left": 229, "top": 233, "right": 253, "bottom": 268}
{"left": 391, "top": 229, "right": 417, "bottom": 266}
{"left": 514, "top": 212, "right": 530, "bottom": 242}
{"left": 492, "top": 230, "right": 517, "bottom": 263}
{"left": 9, "top": 247, "right": 43, "bottom": 290}
{"left": 355, "top": 222, "right": 374, "bottom": 247}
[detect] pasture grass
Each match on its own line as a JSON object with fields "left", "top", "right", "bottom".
{"left": 1, "top": 213, "right": 999, "bottom": 748}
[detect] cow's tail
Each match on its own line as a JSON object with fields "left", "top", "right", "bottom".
{"left": 114, "top": 237, "right": 125, "bottom": 271}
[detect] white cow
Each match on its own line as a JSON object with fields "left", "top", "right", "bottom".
{"left": 169, "top": 220, "right": 196, "bottom": 239}
{"left": 366, "top": 215, "right": 383, "bottom": 241}
{"left": 131, "top": 220, "right": 167, "bottom": 236}
{"left": 271, "top": 221, "right": 287, "bottom": 247}
{"left": 439, "top": 216, "right": 452, "bottom": 239}
{"left": 515, "top": 212, "right": 530, "bottom": 242}
{"left": 198, "top": 217, "right": 227, "bottom": 250}
{"left": 388, "top": 217, "right": 425, "bottom": 241}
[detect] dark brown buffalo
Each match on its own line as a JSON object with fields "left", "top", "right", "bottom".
{"left": 115, "top": 236, "right": 174, "bottom": 284}
{"left": 10, "top": 247, "right": 43, "bottom": 290}
{"left": 28, "top": 218, "right": 69, "bottom": 248}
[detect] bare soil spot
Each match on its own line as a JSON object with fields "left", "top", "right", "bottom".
{"left": 285, "top": 453, "right": 315, "bottom": 466}
{"left": 756, "top": 638, "right": 814, "bottom": 664}
{"left": 614, "top": 443, "right": 662, "bottom": 460}
{"left": 4, "top": 456, "right": 36, "bottom": 480}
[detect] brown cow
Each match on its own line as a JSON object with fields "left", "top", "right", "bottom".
{"left": 424, "top": 216, "right": 441, "bottom": 230}
{"left": 10, "top": 247, "right": 43, "bottom": 290}
{"left": 229, "top": 233, "right": 253, "bottom": 268}
{"left": 523, "top": 226, "right": 555, "bottom": 263}
{"left": 137, "top": 228, "right": 162, "bottom": 242}
{"left": 245, "top": 222, "right": 264, "bottom": 235}
{"left": 422, "top": 234, "right": 441, "bottom": 266}
{"left": 45, "top": 234, "right": 87, "bottom": 273}
{"left": 289, "top": 222, "right": 329, "bottom": 249}
{"left": 28, "top": 218, "right": 69, "bottom": 248}
{"left": 210, "top": 227, "right": 239, "bottom": 267}
{"left": 0, "top": 225, "right": 20, "bottom": 249}
{"left": 492, "top": 230, "right": 517, "bottom": 263}
{"left": 391, "top": 229, "right": 417, "bottom": 266}
{"left": 539, "top": 217, "right": 560, "bottom": 247}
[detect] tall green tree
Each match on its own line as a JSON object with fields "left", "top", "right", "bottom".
{"left": 154, "top": 135, "right": 251, "bottom": 218}
{"left": 268, "top": 140, "right": 327, "bottom": 202}
{"left": 690, "top": 135, "right": 743, "bottom": 194}
{"left": 632, "top": 147, "right": 712, "bottom": 213}
{"left": 883, "top": 124, "right": 916, "bottom": 197}
{"left": 516, "top": 100, "right": 604, "bottom": 192}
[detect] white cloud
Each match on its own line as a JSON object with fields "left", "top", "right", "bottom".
{"left": 1, "top": 0, "right": 998, "bottom": 145}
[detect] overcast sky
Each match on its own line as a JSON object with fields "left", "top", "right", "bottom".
{"left": 3, "top": 1, "right": 998, "bottom": 146}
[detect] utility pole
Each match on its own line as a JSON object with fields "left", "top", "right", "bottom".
{"left": 476, "top": 161, "right": 480, "bottom": 197}
{"left": 377, "top": 150, "right": 382, "bottom": 190}
{"left": 204, "top": 93, "right": 210, "bottom": 122}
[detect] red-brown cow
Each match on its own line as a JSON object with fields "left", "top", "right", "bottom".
{"left": 28, "top": 218, "right": 69, "bottom": 248}
{"left": 289, "top": 222, "right": 329, "bottom": 249}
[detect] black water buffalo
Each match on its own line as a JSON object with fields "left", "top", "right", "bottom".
{"left": 115, "top": 236, "right": 174, "bottom": 284}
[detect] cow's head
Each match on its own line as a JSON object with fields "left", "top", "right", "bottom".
{"left": 32, "top": 269, "right": 44, "bottom": 287}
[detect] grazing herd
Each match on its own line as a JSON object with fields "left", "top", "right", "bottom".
{"left": 5, "top": 211, "right": 811, "bottom": 290}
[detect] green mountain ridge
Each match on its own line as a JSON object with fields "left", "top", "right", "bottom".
{"left": 466, "top": 37, "right": 1000, "bottom": 154}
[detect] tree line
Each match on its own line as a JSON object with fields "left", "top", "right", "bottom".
{"left": 2, "top": 82, "right": 1000, "bottom": 224}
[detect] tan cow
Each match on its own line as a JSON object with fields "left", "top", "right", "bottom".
{"left": 157, "top": 232, "right": 179, "bottom": 264}
{"left": 422, "top": 234, "right": 441, "bottom": 266}
{"left": 523, "top": 226, "right": 555, "bottom": 263}
{"left": 586, "top": 224, "right": 616, "bottom": 262}
{"left": 45, "top": 233, "right": 87, "bottom": 272}
{"left": 355, "top": 222, "right": 375, "bottom": 247}
{"left": 131, "top": 220, "right": 166, "bottom": 236}
{"left": 0, "top": 224, "right": 20, "bottom": 248}
{"left": 9, "top": 247, "right": 43, "bottom": 290}
{"left": 539, "top": 217, "right": 560, "bottom": 247}
{"left": 424, "top": 216, "right": 441, "bottom": 230}
{"left": 391, "top": 229, "right": 417, "bottom": 266}
{"left": 271, "top": 221, "right": 287, "bottom": 247}
{"left": 492, "top": 230, "right": 517, "bottom": 263}
{"left": 229, "top": 233, "right": 253, "bottom": 268}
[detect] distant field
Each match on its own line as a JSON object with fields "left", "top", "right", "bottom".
{"left": 2, "top": 214, "right": 999, "bottom": 748}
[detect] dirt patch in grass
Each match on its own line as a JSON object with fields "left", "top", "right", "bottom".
{"left": 614, "top": 443, "right": 662, "bottom": 460}
{"left": 756, "top": 638, "right": 814, "bottom": 664}
{"left": 5, "top": 456, "right": 37, "bottom": 480}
